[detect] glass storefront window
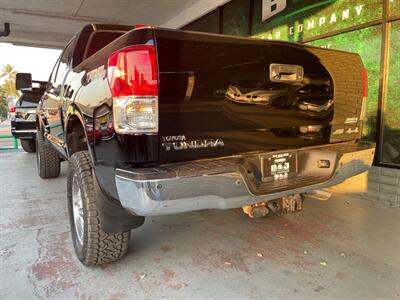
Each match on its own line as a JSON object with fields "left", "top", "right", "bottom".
{"left": 382, "top": 20, "right": 400, "bottom": 164}
{"left": 308, "top": 25, "right": 383, "bottom": 142}
{"left": 252, "top": 0, "right": 383, "bottom": 42}
{"left": 223, "top": 0, "right": 250, "bottom": 36}
{"left": 389, "top": 0, "right": 400, "bottom": 17}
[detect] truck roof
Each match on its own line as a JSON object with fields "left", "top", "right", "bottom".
{"left": 70, "top": 24, "right": 135, "bottom": 67}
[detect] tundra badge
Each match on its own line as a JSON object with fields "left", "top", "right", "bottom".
{"left": 161, "top": 135, "right": 224, "bottom": 151}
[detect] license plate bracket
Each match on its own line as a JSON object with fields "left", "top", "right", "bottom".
{"left": 261, "top": 152, "right": 297, "bottom": 181}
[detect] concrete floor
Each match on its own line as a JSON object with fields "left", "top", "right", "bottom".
{"left": 1, "top": 151, "right": 399, "bottom": 300}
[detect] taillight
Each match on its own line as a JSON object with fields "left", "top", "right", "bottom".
{"left": 9, "top": 107, "right": 16, "bottom": 113}
{"left": 362, "top": 68, "right": 368, "bottom": 97}
{"left": 360, "top": 68, "right": 368, "bottom": 121}
{"left": 107, "top": 45, "right": 158, "bottom": 134}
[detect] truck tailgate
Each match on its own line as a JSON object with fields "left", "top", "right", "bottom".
{"left": 156, "top": 29, "right": 365, "bottom": 164}
{"left": 154, "top": 28, "right": 363, "bottom": 163}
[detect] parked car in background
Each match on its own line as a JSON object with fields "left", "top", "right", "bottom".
{"left": 11, "top": 77, "right": 46, "bottom": 153}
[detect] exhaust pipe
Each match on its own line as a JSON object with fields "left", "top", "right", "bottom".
{"left": 304, "top": 189, "right": 332, "bottom": 201}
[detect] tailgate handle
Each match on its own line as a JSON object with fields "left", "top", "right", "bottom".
{"left": 270, "top": 63, "right": 304, "bottom": 83}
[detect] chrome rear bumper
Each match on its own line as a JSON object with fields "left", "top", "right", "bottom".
{"left": 115, "top": 142, "right": 375, "bottom": 216}
{"left": 11, "top": 128, "right": 37, "bottom": 139}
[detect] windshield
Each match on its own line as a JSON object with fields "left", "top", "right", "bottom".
{"left": 17, "top": 92, "right": 42, "bottom": 108}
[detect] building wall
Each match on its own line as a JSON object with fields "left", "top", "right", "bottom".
{"left": 366, "top": 166, "right": 400, "bottom": 207}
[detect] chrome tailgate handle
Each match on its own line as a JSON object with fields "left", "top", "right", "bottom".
{"left": 270, "top": 63, "right": 304, "bottom": 83}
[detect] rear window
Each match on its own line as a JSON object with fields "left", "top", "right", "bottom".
{"left": 84, "top": 31, "right": 126, "bottom": 60}
{"left": 17, "top": 92, "right": 42, "bottom": 108}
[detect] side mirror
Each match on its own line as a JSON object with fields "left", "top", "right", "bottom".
{"left": 16, "top": 73, "right": 32, "bottom": 90}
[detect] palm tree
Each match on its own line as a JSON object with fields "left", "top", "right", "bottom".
{"left": 0, "top": 64, "right": 18, "bottom": 99}
{"left": 0, "top": 64, "right": 17, "bottom": 81}
{"left": 0, "top": 79, "right": 19, "bottom": 98}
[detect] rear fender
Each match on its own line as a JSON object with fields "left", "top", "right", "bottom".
{"left": 65, "top": 105, "right": 95, "bottom": 164}
{"left": 66, "top": 106, "right": 144, "bottom": 232}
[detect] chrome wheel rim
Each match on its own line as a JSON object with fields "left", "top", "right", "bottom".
{"left": 72, "top": 174, "right": 84, "bottom": 246}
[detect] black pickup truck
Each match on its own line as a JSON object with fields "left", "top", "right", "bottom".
{"left": 11, "top": 77, "right": 47, "bottom": 153}
{"left": 18, "top": 24, "right": 374, "bottom": 266}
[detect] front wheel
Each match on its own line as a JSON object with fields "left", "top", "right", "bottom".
{"left": 67, "top": 151, "right": 130, "bottom": 266}
{"left": 20, "top": 139, "right": 36, "bottom": 153}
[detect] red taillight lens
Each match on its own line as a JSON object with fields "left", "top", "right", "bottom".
{"left": 362, "top": 68, "right": 368, "bottom": 97}
{"left": 360, "top": 68, "right": 368, "bottom": 122}
{"left": 107, "top": 45, "right": 159, "bottom": 135}
{"left": 9, "top": 107, "right": 16, "bottom": 113}
{"left": 107, "top": 45, "right": 158, "bottom": 97}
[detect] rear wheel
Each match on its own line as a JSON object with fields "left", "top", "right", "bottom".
{"left": 20, "top": 139, "right": 36, "bottom": 153}
{"left": 67, "top": 151, "right": 130, "bottom": 266}
{"left": 36, "top": 131, "right": 60, "bottom": 178}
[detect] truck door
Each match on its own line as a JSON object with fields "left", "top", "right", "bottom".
{"left": 42, "top": 39, "right": 75, "bottom": 156}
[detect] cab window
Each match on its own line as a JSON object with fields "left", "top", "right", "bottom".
{"left": 55, "top": 39, "right": 76, "bottom": 83}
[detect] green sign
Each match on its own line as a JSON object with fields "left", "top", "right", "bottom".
{"left": 252, "top": 0, "right": 383, "bottom": 41}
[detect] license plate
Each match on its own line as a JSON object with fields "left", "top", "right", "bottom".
{"left": 262, "top": 152, "right": 297, "bottom": 181}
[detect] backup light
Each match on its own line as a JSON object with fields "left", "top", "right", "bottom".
{"left": 113, "top": 97, "right": 158, "bottom": 134}
{"left": 107, "top": 45, "right": 158, "bottom": 134}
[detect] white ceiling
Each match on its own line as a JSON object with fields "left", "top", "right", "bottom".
{"left": 0, "top": 0, "right": 229, "bottom": 48}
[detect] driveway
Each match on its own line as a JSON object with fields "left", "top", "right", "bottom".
{"left": 1, "top": 151, "right": 399, "bottom": 299}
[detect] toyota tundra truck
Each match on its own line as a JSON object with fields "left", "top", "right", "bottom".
{"left": 17, "top": 24, "right": 375, "bottom": 266}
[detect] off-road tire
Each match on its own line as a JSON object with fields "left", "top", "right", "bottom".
{"left": 36, "top": 131, "right": 60, "bottom": 178}
{"left": 20, "top": 139, "right": 36, "bottom": 153}
{"left": 67, "top": 151, "right": 130, "bottom": 266}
